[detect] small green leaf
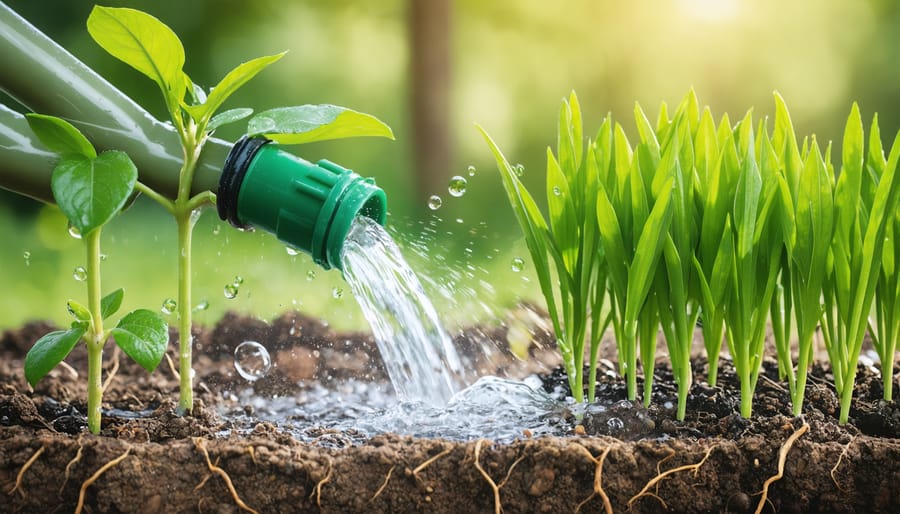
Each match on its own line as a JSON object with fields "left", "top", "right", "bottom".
{"left": 111, "top": 309, "right": 168, "bottom": 373}
{"left": 66, "top": 300, "right": 91, "bottom": 322}
{"left": 24, "top": 327, "right": 86, "bottom": 387}
{"left": 207, "top": 108, "right": 254, "bottom": 132}
{"left": 51, "top": 150, "right": 137, "bottom": 235}
{"left": 25, "top": 114, "right": 96, "bottom": 159}
{"left": 101, "top": 288, "right": 125, "bottom": 320}
{"left": 87, "top": 6, "right": 185, "bottom": 101}
{"left": 248, "top": 105, "right": 394, "bottom": 144}
{"left": 187, "top": 53, "right": 285, "bottom": 127}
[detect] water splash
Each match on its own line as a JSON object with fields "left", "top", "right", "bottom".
{"left": 341, "top": 216, "right": 464, "bottom": 405}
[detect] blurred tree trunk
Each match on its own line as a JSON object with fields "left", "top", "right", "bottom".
{"left": 409, "top": 0, "right": 452, "bottom": 206}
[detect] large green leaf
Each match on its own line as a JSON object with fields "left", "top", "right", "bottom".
{"left": 111, "top": 309, "right": 168, "bottom": 373}
{"left": 51, "top": 151, "right": 137, "bottom": 235}
{"left": 207, "top": 108, "right": 254, "bottom": 133}
{"left": 24, "top": 114, "right": 96, "bottom": 158}
{"left": 24, "top": 327, "right": 86, "bottom": 387}
{"left": 185, "top": 52, "right": 286, "bottom": 126}
{"left": 546, "top": 149, "right": 577, "bottom": 273}
{"left": 87, "top": 6, "right": 185, "bottom": 101}
{"left": 625, "top": 178, "right": 674, "bottom": 323}
{"left": 248, "top": 105, "right": 394, "bottom": 144}
{"left": 101, "top": 288, "right": 125, "bottom": 320}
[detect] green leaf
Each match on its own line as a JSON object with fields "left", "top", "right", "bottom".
{"left": 625, "top": 178, "right": 674, "bottom": 323}
{"left": 111, "top": 309, "right": 168, "bottom": 373}
{"left": 207, "top": 108, "right": 254, "bottom": 132}
{"left": 87, "top": 6, "right": 185, "bottom": 102}
{"left": 66, "top": 299, "right": 91, "bottom": 322}
{"left": 546, "top": 149, "right": 577, "bottom": 273}
{"left": 24, "top": 327, "right": 86, "bottom": 387}
{"left": 24, "top": 114, "right": 96, "bottom": 159}
{"left": 248, "top": 105, "right": 394, "bottom": 144}
{"left": 51, "top": 151, "right": 138, "bottom": 235}
{"left": 185, "top": 52, "right": 286, "bottom": 126}
{"left": 101, "top": 288, "right": 125, "bottom": 320}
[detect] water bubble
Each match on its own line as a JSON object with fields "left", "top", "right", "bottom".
{"left": 100, "top": 253, "right": 108, "bottom": 261}
{"left": 193, "top": 300, "right": 210, "bottom": 312}
{"left": 448, "top": 176, "right": 467, "bottom": 197}
{"left": 606, "top": 417, "right": 625, "bottom": 430}
{"left": 161, "top": 298, "right": 177, "bottom": 315}
{"left": 306, "top": 270, "right": 316, "bottom": 281}
{"left": 552, "top": 186, "right": 562, "bottom": 196}
{"left": 67, "top": 223, "right": 82, "bottom": 239}
{"left": 332, "top": 287, "right": 343, "bottom": 299}
{"left": 286, "top": 246, "right": 299, "bottom": 256}
{"left": 224, "top": 284, "right": 238, "bottom": 299}
{"left": 467, "top": 165, "right": 476, "bottom": 177}
{"left": 23, "top": 251, "right": 30, "bottom": 266}
{"left": 233, "top": 276, "right": 244, "bottom": 287}
{"left": 427, "top": 195, "right": 442, "bottom": 210}
{"left": 511, "top": 257, "right": 525, "bottom": 272}
{"left": 233, "top": 341, "right": 271, "bottom": 381}
{"left": 73, "top": 266, "right": 87, "bottom": 281}
{"left": 514, "top": 164, "right": 525, "bottom": 177}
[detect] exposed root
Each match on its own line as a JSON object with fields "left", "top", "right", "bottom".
{"left": 753, "top": 422, "right": 809, "bottom": 514}
{"left": 498, "top": 454, "right": 526, "bottom": 489}
{"left": 412, "top": 447, "right": 452, "bottom": 482}
{"left": 369, "top": 465, "right": 395, "bottom": 502}
{"left": 193, "top": 456, "right": 219, "bottom": 491}
{"left": 7, "top": 445, "right": 46, "bottom": 497}
{"left": 193, "top": 438, "right": 258, "bottom": 514}
{"left": 165, "top": 353, "right": 180, "bottom": 381}
{"left": 101, "top": 346, "right": 120, "bottom": 394}
{"left": 59, "top": 438, "right": 85, "bottom": 496}
{"left": 245, "top": 446, "right": 258, "bottom": 466}
{"left": 311, "top": 458, "right": 333, "bottom": 508}
{"left": 628, "top": 446, "right": 714, "bottom": 509}
{"left": 57, "top": 360, "right": 79, "bottom": 380}
{"left": 830, "top": 436, "right": 856, "bottom": 493}
{"left": 74, "top": 447, "right": 130, "bottom": 514}
{"left": 473, "top": 439, "right": 502, "bottom": 514}
{"left": 574, "top": 444, "right": 613, "bottom": 514}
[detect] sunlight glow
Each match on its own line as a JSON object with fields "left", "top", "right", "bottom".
{"left": 677, "top": 0, "right": 741, "bottom": 22}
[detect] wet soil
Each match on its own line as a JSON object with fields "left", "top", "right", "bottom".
{"left": 1, "top": 312, "right": 899, "bottom": 513}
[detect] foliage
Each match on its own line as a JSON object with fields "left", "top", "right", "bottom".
{"left": 23, "top": 114, "right": 167, "bottom": 434}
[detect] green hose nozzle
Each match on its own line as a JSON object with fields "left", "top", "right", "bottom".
{"left": 218, "top": 137, "right": 387, "bottom": 271}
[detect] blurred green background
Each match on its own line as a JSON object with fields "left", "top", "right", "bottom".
{"left": 2, "top": 0, "right": 899, "bottom": 331}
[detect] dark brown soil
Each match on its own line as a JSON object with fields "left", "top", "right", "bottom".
{"left": 1, "top": 312, "right": 899, "bottom": 513}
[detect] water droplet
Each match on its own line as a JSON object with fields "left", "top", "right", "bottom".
{"left": 332, "top": 287, "right": 343, "bottom": 299}
{"left": 306, "top": 270, "right": 316, "bottom": 281}
{"left": 234, "top": 341, "right": 271, "bottom": 381}
{"left": 224, "top": 284, "right": 238, "bottom": 299}
{"left": 23, "top": 251, "right": 30, "bottom": 266}
{"left": 193, "top": 300, "right": 209, "bottom": 312}
{"left": 467, "top": 165, "right": 476, "bottom": 177}
{"left": 285, "top": 246, "right": 299, "bottom": 256}
{"left": 68, "top": 223, "right": 82, "bottom": 239}
{"left": 212, "top": 224, "right": 221, "bottom": 236}
{"left": 99, "top": 253, "right": 108, "bottom": 261}
{"left": 552, "top": 186, "right": 562, "bottom": 196}
{"left": 233, "top": 276, "right": 244, "bottom": 287}
{"left": 73, "top": 266, "right": 87, "bottom": 281}
{"left": 161, "top": 298, "right": 177, "bottom": 315}
{"left": 511, "top": 257, "right": 525, "bottom": 272}
{"left": 427, "top": 195, "right": 442, "bottom": 210}
{"left": 606, "top": 417, "right": 625, "bottom": 430}
{"left": 456, "top": 218, "right": 464, "bottom": 224}
{"left": 514, "top": 164, "right": 525, "bottom": 177}
{"left": 448, "top": 176, "right": 467, "bottom": 197}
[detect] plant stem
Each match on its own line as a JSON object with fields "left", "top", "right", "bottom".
{"left": 85, "top": 228, "right": 104, "bottom": 434}
{"left": 176, "top": 209, "right": 194, "bottom": 413}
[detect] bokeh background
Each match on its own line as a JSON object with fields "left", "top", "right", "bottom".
{"left": 2, "top": 0, "right": 899, "bottom": 331}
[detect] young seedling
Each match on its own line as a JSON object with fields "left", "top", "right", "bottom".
{"left": 478, "top": 92, "right": 610, "bottom": 403}
{"left": 23, "top": 114, "right": 168, "bottom": 434}
{"left": 85, "top": 6, "right": 392, "bottom": 413}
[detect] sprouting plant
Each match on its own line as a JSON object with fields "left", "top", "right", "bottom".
{"left": 22, "top": 114, "right": 168, "bottom": 434}
{"left": 85, "top": 6, "right": 392, "bottom": 413}
{"left": 823, "top": 107, "right": 900, "bottom": 423}
{"left": 478, "top": 92, "right": 610, "bottom": 403}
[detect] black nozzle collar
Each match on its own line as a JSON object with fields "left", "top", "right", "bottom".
{"left": 218, "top": 135, "right": 271, "bottom": 229}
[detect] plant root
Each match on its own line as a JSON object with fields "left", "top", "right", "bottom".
{"left": 193, "top": 438, "right": 258, "bottom": 514}
{"left": 311, "top": 458, "right": 333, "bottom": 508}
{"left": 369, "top": 465, "right": 396, "bottom": 502}
{"left": 7, "top": 445, "right": 46, "bottom": 497}
{"left": 101, "top": 346, "right": 120, "bottom": 394}
{"left": 57, "top": 360, "right": 79, "bottom": 380}
{"left": 59, "top": 437, "right": 85, "bottom": 496}
{"left": 574, "top": 444, "right": 613, "bottom": 514}
{"left": 627, "top": 445, "right": 714, "bottom": 509}
{"left": 830, "top": 435, "right": 855, "bottom": 493}
{"left": 753, "top": 422, "right": 809, "bottom": 514}
{"left": 74, "top": 447, "right": 130, "bottom": 514}
{"left": 473, "top": 439, "right": 502, "bottom": 514}
{"left": 165, "top": 353, "right": 180, "bottom": 381}
{"left": 412, "top": 447, "right": 452, "bottom": 484}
